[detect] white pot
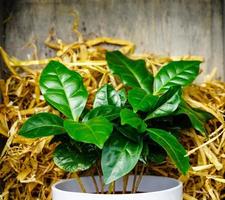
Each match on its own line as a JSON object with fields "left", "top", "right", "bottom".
{"left": 52, "top": 175, "right": 182, "bottom": 200}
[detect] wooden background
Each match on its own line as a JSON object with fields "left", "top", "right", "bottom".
{"left": 0, "top": 0, "right": 225, "bottom": 80}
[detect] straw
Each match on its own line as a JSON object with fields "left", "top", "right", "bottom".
{"left": 0, "top": 19, "right": 224, "bottom": 200}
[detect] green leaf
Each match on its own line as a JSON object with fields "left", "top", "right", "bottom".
{"left": 139, "top": 142, "right": 149, "bottom": 164}
{"left": 153, "top": 60, "right": 201, "bottom": 95}
{"left": 102, "top": 132, "right": 143, "bottom": 184}
{"left": 106, "top": 51, "right": 153, "bottom": 93}
{"left": 128, "top": 88, "right": 158, "bottom": 112}
{"left": 83, "top": 105, "right": 120, "bottom": 122}
{"left": 64, "top": 116, "right": 113, "bottom": 149}
{"left": 118, "top": 89, "right": 127, "bottom": 106}
{"left": 176, "top": 101, "right": 208, "bottom": 135}
{"left": 147, "top": 128, "right": 190, "bottom": 174}
{"left": 120, "top": 108, "right": 147, "bottom": 133}
{"left": 54, "top": 141, "right": 98, "bottom": 172}
{"left": 145, "top": 87, "right": 181, "bottom": 120}
{"left": 19, "top": 113, "right": 64, "bottom": 138}
{"left": 93, "top": 84, "right": 126, "bottom": 108}
{"left": 116, "top": 125, "right": 141, "bottom": 143}
{"left": 193, "top": 108, "right": 213, "bottom": 122}
{"left": 40, "top": 61, "right": 88, "bottom": 121}
{"left": 148, "top": 151, "right": 166, "bottom": 164}
{"left": 148, "top": 143, "right": 167, "bottom": 164}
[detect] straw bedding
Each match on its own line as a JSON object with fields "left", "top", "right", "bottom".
{"left": 0, "top": 23, "right": 224, "bottom": 200}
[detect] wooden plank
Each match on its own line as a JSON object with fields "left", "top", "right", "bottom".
{"left": 3, "top": 0, "right": 225, "bottom": 80}
{"left": 222, "top": 0, "right": 225, "bottom": 78}
{"left": 0, "top": 0, "right": 3, "bottom": 78}
{"left": 0, "top": 1, "right": 3, "bottom": 46}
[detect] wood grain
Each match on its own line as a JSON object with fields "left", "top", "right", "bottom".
{"left": 0, "top": 0, "right": 4, "bottom": 79}
{"left": 3, "top": 0, "right": 225, "bottom": 80}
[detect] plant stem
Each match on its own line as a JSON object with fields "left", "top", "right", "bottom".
{"left": 113, "top": 181, "right": 115, "bottom": 194}
{"left": 131, "top": 165, "right": 138, "bottom": 193}
{"left": 122, "top": 175, "right": 129, "bottom": 194}
{"left": 96, "top": 164, "right": 104, "bottom": 194}
{"left": 134, "top": 164, "right": 145, "bottom": 193}
{"left": 91, "top": 175, "right": 99, "bottom": 194}
{"left": 73, "top": 172, "right": 86, "bottom": 193}
{"left": 108, "top": 182, "right": 114, "bottom": 194}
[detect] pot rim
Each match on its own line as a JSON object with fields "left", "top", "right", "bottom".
{"left": 52, "top": 175, "right": 182, "bottom": 196}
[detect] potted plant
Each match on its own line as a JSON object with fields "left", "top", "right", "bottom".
{"left": 19, "top": 51, "right": 211, "bottom": 200}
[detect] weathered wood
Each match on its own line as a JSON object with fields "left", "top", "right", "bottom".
{"left": 0, "top": 0, "right": 3, "bottom": 78}
{"left": 0, "top": 1, "right": 3, "bottom": 45}
{"left": 3, "top": 0, "right": 225, "bottom": 80}
{"left": 223, "top": 0, "right": 225, "bottom": 77}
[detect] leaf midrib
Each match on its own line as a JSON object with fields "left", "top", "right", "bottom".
{"left": 113, "top": 53, "right": 148, "bottom": 93}
{"left": 148, "top": 129, "right": 185, "bottom": 172}
{"left": 146, "top": 91, "right": 179, "bottom": 120}
{"left": 109, "top": 141, "right": 130, "bottom": 181}
{"left": 22, "top": 124, "right": 64, "bottom": 133}
{"left": 54, "top": 67, "right": 82, "bottom": 120}
{"left": 134, "top": 93, "right": 153, "bottom": 111}
{"left": 154, "top": 63, "right": 197, "bottom": 95}
{"left": 82, "top": 122, "right": 101, "bottom": 146}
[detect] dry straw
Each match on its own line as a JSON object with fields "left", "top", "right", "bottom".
{"left": 0, "top": 21, "right": 224, "bottom": 200}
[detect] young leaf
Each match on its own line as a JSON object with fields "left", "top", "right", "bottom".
{"left": 153, "top": 60, "right": 201, "bottom": 95}
{"left": 128, "top": 87, "right": 158, "bottom": 112}
{"left": 102, "top": 132, "right": 143, "bottom": 184}
{"left": 64, "top": 116, "right": 113, "bottom": 149}
{"left": 106, "top": 51, "right": 153, "bottom": 93}
{"left": 54, "top": 141, "right": 98, "bottom": 172}
{"left": 19, "top": 113, "right": 64, "bottom": 138}
{"left": 40, "top": 61, "right": 88, "bottom": 121}
{"left": 93, "top": 84, "right": 126, "bottom": 108}
{"left": 147, "top": 128, "right": 190, "bottom": 174}
{"left": 82, "top": 105, "right": 120, "bottom": 122}
{"left": 120, "top": 108, "right": 147, "bottom": 133}
{"left": 145, "top": 87, "right": 181, "bottom": 120}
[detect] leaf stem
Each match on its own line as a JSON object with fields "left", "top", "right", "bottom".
{"left": 73, "top": 172, "right": 86, "bottom": 193}
{"left": 134, "top": 164, "right": 145, "bottom": 193}
{"left": 91, "top": 175, "right": 99, "bottom": 194}
{"left": 108, "top": 182, "right": 115, "bottom": 194}
{"left": 96, "top": 164, "right": 104, "bottom": 194}
{"left": 131, "top": 165, "right": 138, "bottom": 193}
{"left": 122, "top": 174, "right": 129, "bottom": 194}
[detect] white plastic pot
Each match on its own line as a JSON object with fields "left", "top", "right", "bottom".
{"left": 52, "top": 175, "right": 182, "bottom": 200}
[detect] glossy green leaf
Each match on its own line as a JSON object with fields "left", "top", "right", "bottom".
{"left": 54, "top": 141, "right": 98, "bottom": 172}
{"left": 106, "top": 51, "right": 153, "bottom": 93}
{"left": 153, "top": 60, "right": 201, "bottom": 95}
{"left": 128, "top": 87, "right": 158, "bottom": 112}
{"left": 64, "top": 116, "right": 113, "bottom": 149}
{"left": 40, "top": 61, "right": 88, "bottom": 121}
{"left": 102, "top": 132, "right": 143, "bottom": 184}
{"left": 139, "top": 142, "right": 149, "bottom": 164}
{"left": 120, "top": 108, "right": 147, "bottom": 133}
{"left": 193, "top": 108, "right": 213, "bottom": 122}
{"left": 83, "top": 105, "right": 120, "bottom": 122}
{"left": 93, "top": 84, "right": 126, "bottom": 108}
{"left": 19, "top": 113, "right": 64, "bottom": 138}
{"left": 145, "top": 87, "right": 181, "bottom": 120}
{"left": 176, "top": 101, "right": 208, "bottom": 135}
{"left": 116, "top": 125, "right": 141, "bottom": 143}
{"left": 147, "top": 128, "right": 190, "bottom": 174}
{"left": 118, "top": 89, "right": 127, "bottom": 106}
